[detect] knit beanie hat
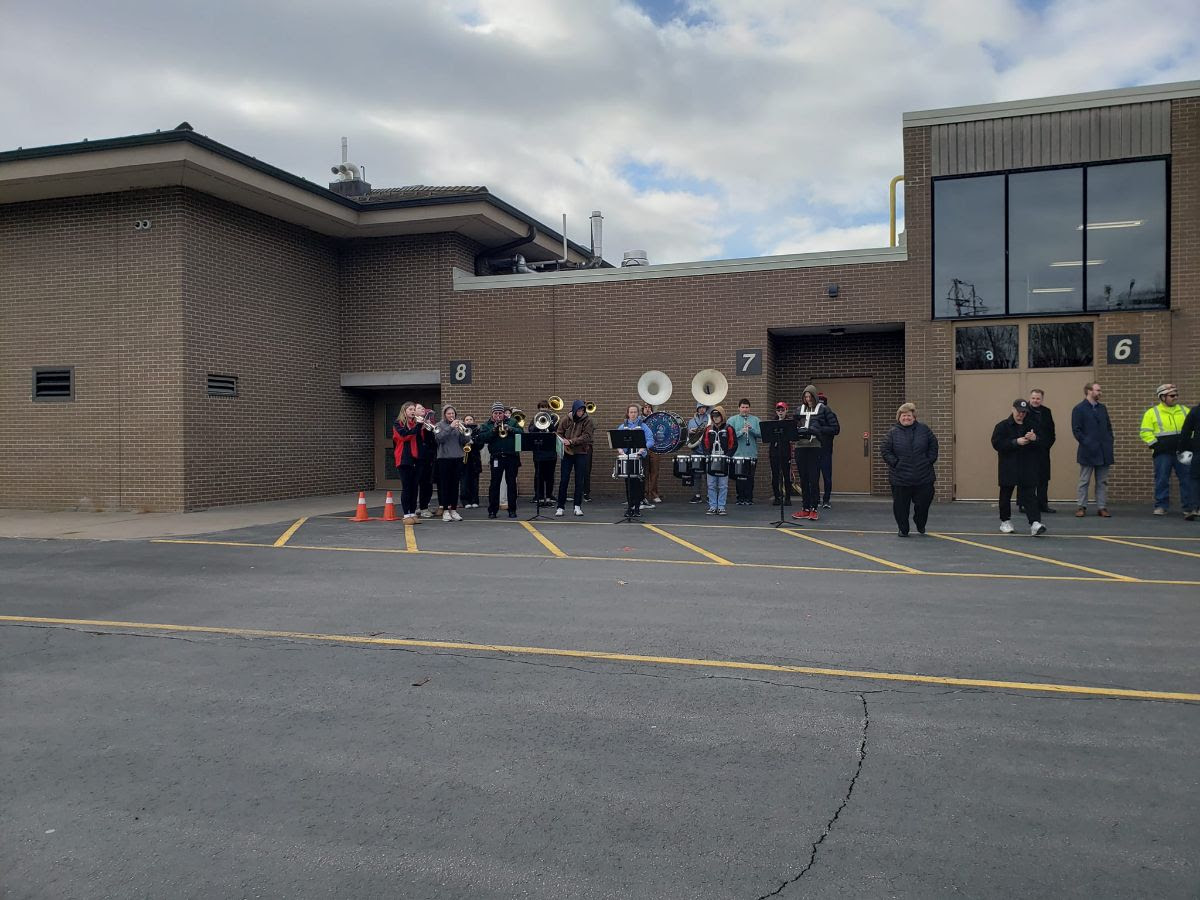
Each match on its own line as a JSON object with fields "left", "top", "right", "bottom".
{"left": 491, "top": 401, "right": 505, "bottom": 413}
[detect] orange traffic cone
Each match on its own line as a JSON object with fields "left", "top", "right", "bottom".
{"left": 351, "top": 491, "right": 371, "bottom": 522}
{"left": 382, "top": 490, "right": 398, "bottom": 521}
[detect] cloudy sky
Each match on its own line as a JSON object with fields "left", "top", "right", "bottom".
{"left": 3, "top": 0, "right": 1197, "bottom": 263}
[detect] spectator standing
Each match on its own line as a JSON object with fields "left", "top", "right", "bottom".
{"left": 1071, "top": 382, "right": 1115, "bottom": 517}
{"left": 992, "top": 398, "right": 1047, "bottom": 536}
{"left": 1139, "top": 384, "right": 1193, "bottom": 516}
{"left": 880, "top": 403, "right": 939, "bottom": 537}
{"left": 1179, "top": 403, "right": 1200, "bottom": 521}
{"left": 1026, "top": 388, "right": 1056, "bottom": 515}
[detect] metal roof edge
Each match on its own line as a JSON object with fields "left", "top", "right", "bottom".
{"left": 903, "top": 80, "right": 1200, "bottom": 128}
{"left": 452, "top": 245, "right": 907, "bottom": 291}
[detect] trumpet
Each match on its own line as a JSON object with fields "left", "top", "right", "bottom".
{"left": 498, "top": 421, "right": 510, "bottom": 438}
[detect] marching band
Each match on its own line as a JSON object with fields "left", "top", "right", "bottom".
{"left": 391, "top": 368, "right": 834, "bottom": 521}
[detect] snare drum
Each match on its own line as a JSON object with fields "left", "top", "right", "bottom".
{"left": 692, "top": 454, "right": 708, "bottom": 474}
{"left": 706, "top": 454, "right": 729, "bottom": 477}
{"left": 673, "top": 455, "right": 694, "bottom": 478}
{"left": 731, "top": 457, "right": 754, "bottom": 480}
{"left": 616, "top": 455, "right": 644, "bottom": 479}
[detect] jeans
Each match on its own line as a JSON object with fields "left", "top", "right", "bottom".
{"left": 1153, "top": 452, "right": 1194, "bottom": 511}
{"left": 707, "top": 474, "right": 728, "bottom": 510}
{"left": 1077, "top": 465, "right": 1109, "bottom": 508}
{"left": 557, "top": 453, "right": 589, "bottom": 509}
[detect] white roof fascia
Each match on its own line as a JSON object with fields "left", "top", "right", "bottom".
{"left": 453, "top": 245, "right": 907, "bottom": 291}
{"left": 903, "top": 80, "right": 1200, "bottom": 128}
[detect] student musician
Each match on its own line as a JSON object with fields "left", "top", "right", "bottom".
{"left": 727, "top": 398, "right": 761, "bottom": 506}
{"left": 474, "top": 402, "right": 523, "bottom": 519}
{"left": 816, "top": 391, "right": 840, "bottom": 509}
{"left": 433, "top": 404, "right": 470, "bottom": 521}
{"left": 768, "top": 401, "right": 793, "bottom": 505}
{"left": 686, "top": 403, "right": 710, "bottom": 504}
{"left": 391, "top": 402, "right": 425, "bottom": 523}
{"left": 555, "top": 400, "right": 595, "bottom": 517}
{"left": 459, "top": 414, "right": 482, "bottom": 508}
{"left": 413, "top": 404, "right": 438, "bottom": 518}
{"left": 640, "top": 402, "right": 663, "bottom": 505}
{"left": 792, "top": 385, "right": 837, "bottom": 521}
{"left": 617, "top": 404, "right": 655, "bottom": 518}
{"left": 700, "top": 405, "right": 737, "bottom": 516}
{"left": 530, "top": 400, "right": 558, "bottom": 507}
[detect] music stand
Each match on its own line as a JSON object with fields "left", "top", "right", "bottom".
{"left": 759, "top": 419, "right": 803, "bottom": 528}
{"left": 608, "top": 429, "right": 646, "bottom": 524}
{"left": 523, "top": 431, "right": 557, "bottom": 520}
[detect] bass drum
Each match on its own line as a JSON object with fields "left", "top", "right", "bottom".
{"left": 645, "top": 411, "right": 683, "bottom": 454}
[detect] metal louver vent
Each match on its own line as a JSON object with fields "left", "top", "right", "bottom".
{"left": 206, "top": 374, "right": 238, "bottom": 397}
{"left": 33, "top": 368, "right": 73, "bottom": 401}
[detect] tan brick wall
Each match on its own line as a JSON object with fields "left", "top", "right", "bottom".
{"left": 182, "top": 190, "right": 372, "bottom": 509}
{"left": 0, "top": 189, "right": 186, "bottom": 510}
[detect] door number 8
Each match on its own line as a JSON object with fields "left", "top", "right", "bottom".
{"left": 449, "top": 360, "right": 472, "bottom": 384}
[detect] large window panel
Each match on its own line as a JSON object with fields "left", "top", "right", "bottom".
{"left": 1085, "top": 160, "right": 1167, "bottom": 310}
{"left": 956, "top": 325, "right": 1018, "bottom": 370}
{"left": 1007, "top": 169, "right": 1083, "bottom": 315}
{"left": 933, "top": 175, "right": 1005, "bottom": 318}
{"left": 1028, "top": 322, "right": 1094, "bottom": 368}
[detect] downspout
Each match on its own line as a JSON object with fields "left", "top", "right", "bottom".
{"left": 889, "top": 175, "right": 905, "bottom": 247}
{"left": 474, "top": 223, "right": 537, "bottom": 276}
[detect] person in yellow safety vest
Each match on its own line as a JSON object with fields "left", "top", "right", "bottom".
{"left": 1139, "top": 383, "right": 1193, "bottom": 516}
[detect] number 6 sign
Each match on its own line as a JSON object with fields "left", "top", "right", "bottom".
{"left": 1106, "top": 335, "right": 1139, "bottom": 365}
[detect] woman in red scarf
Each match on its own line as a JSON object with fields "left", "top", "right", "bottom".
{"left": 392, "top": 402, "right": 424, "bottom": 522}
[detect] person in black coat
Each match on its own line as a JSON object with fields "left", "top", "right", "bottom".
{"left": 880, "top": 403, "right": 939, "bottom": 536}
{"left": 992, "top": 399, "right": 1047, "bottom": 535}
{"left": 1027, "top": 389, "right": 1057, "bottom": 514}
{"left": 791, "top": 384, "right": 838, "bottom": 521}
{"left": 1181, "top": 405, "right": 1200, "bottom": 521}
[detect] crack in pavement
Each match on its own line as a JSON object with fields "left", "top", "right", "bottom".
{"left": 754, "top": 693, "right": 869, "bottom": 899}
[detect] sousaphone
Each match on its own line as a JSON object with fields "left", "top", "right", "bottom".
{"left": 637, "top": 370, "right": 673, "bottom": 407}
{"left": 690, "top": 368, "right": 728, "bottom": 408}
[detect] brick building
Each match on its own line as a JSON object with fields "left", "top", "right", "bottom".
{"left": 2, "top": 81, "right": 1197, "bottom": 511}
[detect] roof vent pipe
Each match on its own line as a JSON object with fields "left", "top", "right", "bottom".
{"left": 589, "top": 210, "right": 603, "bottom": 266}
{"left": 621, "top": 250, "right": 649, "bottom": 267}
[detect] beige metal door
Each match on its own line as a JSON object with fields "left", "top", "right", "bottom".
{"left": 821, "top": 378, "right": 872, "bottom": 493}
{"left": 954, "top": 372, "right": 1022, "bottom": 499}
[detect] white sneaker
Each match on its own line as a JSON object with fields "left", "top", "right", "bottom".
{"left": 450, "top": 510, "right": 463, "bottom": 521}
{"left": 1031, "top": 521, "right": 1046, "bottom": 536}
{"left": 1153, "top": 508, "right": 1166, "bottom": 516}
{"left": 419, "top": 509, "right": 432, "bottom": 519}
{"left": 442, "top": 511, "right": 452, "bottom": 522}
{"left": 555, "top": 508, "right": 565, "bottom": 517}
{"left": 574, "top": 505, "right": 584, "bottom": 517}
{"left": 999, "top": 520, "right": 1014, "bottom": 533}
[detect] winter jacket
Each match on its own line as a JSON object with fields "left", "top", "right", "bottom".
{"left": 727, "top": 414, "right": 762, "bottom": 459}
{"left": 1139, "top": 402, "right": 1192, "bottom": 456}
{"left": 793, "top": 403, "right": 837, "bottom": 450}
{"left": 434, "top": 420, "right": 470, "bottom": 460}
{"left": 556, "top": 411, "right": 595, "bottom": 455}
{"left": 1026, "top": 404, "right": 1056, "bottom": 479}
{"left": 1180, "top": 406, "right": 1200, "bottom": 456}
{"left": 1071, "top": 399, "right": 1115, "bottom": 467}
{"left": 474, "top": 418, "right": 524, "bottom": 460}
{"left": 392, "top": 419, "right": 425, "bottom": 468}
{"left": 617, "top": 418, "right": 655, "bottom": 457}
{"left": 881, "top": 421, "right": 939, "bottom": 487}
{"left": 992, "top": 416, "right": 1041, "bottom": 486}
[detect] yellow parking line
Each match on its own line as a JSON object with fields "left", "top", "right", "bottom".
{"left": 780, "top": 529, "right": 922, "bottom": 574}
{"left": 4, "top": 614, "right": 1197, "bottom": 703}
{"left": 930, "top": 532, "right": 1138, "bottom": 581}
{"left": 404, "top": 520, "right": 418, "bottom": 553}
{"left": 272, "top": 517, "right": 308, "bottom": 548}
{"left": 1091, "top": 535, "right": 1200, "bottom": 560}
{"left": 146, "top": 539, "right": 1200, "bottom": 585}
{"left": 520, "top": 521, "right": 567, "bottom": 558}
{"left": 640, "top": 523, "right": 734, "bottom": 566}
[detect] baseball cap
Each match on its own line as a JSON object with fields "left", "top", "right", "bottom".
{"left": 775, "top": 401, "right": 788, "bottom": 409}
{"left": 1013, "top": 399, "right": 1031, "bottom": 414}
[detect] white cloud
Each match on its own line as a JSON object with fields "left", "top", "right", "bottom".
{"left": 2, "top": 0, "right": 1197, "bottom": 262}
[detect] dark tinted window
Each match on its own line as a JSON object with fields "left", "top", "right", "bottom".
{"left": 1028, "top": 322, "right": 1094, "bottom": 368}
{"left": 1086, "top": 161, "right": 1167, "bottom": 310}
{"left": 934, "top": 175, "right": 1004, "bottom": 318}
{"left": 1008, "top": 169, "right": 1083, "bottom": 315}
{"left": 956, "top": 325, "right": 1018, "bottom": 370}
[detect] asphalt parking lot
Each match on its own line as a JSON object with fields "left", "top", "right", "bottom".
{"left": 2, "top": 498, "right": 1198, "bottom": 898}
